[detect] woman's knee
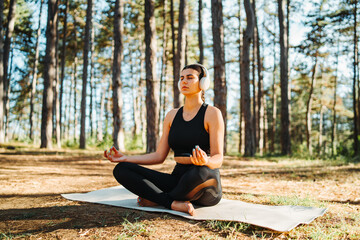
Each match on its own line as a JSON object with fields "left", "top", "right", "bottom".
{"left": 188, "top": 166, "right": 213, "bottom": 182}
{"left": 113, "top": 162, "right": 134, "bottom": 181}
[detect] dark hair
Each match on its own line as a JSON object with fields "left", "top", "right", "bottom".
{"left": 182, "top": 64, "right": 204, "bottom": 79}
{"left": 181, "top": 64, "right": 205, "bottom": 102}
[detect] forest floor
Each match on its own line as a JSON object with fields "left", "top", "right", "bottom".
{"left": 0, "top": 143, "right": 359, "bottom": 239}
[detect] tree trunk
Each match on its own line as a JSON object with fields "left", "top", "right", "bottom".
{"left": 211, "top": 0, "right": 227, "bottom": 153}
{"left": 112, "top": 0, "right": 125, "bottom": 151}
{"left": 253, "top": 0, "right": 264, "bottom": 155}
{"left": 198, "top": 0, "right": 204, "bottom": 64}
{"left": 319, "top": 105, "right": 325, "bottom": 155}
{"left": 97, "top": 78, "right": 106, "bottom": 142}
{"left": 170, "top": 0, "right": 180, "bottom": 108}
{"left": 3, "top": 0, "right": 17, "bottom": 140}
{"left": 306, "top": 56, "right": 318, "bottom": 155}
{"left": 0, "top": 0, "right": 4, "bottom": 142}
{"left": 29, "top": 0, "right": 44, "bottom": 141}
{"left": 73, "top": 57, "right": 78, "bottom": 141}
{"left": 54, "top": 14, "right": 61, "bottom": 148}
{"left": 145, "top": 0, "right": 159, "bottom": 152}
{"left": 159, "top": 0, "right": 168, "bottom": 134}
{"left": 41, "top": 0, "right": 58, "bottom": 149}
{"left": 271, "top": 17, "right": 277, "bottom": 153}
{"left": 60, "top": 0, "right": 68, "bottom": 139}
{"left": 353, "top": 0, "right": 359, "bottom": 155}
{"left": 332, "top": 43, "right": 339, "bottom": 156}
{"left": 173, "top": 0, "right": 188, "bottom": 108}
{"left": 252, "top": 39, "right": 258, "bottom": 151}
{"left": 241, "top": 0, "right": 255, "bottom": 156}
{"left": 89, "top": 15, "right": 95, "bottom": 138}
{"left": 238, "top": 0, "right": 244, "bottom": 154}
{"left": 277, "top": 0, "right": 291, "bottom": 155}
{"left": 79, "top": 0, "right": 92, "bottom": 149}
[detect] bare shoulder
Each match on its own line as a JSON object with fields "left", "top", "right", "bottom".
{"left": 205, "top": 105, "right": 223, "bottom": 119}
{"left": 164, "top": 108, "right": 180, "bottom": 126}
{"left": 205, "top": 105, "right": 224, "bottom": 124}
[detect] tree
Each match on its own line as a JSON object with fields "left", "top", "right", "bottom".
{"left": 277, "top": 0, "right": 291, "bottom": 155}
{"left": 59, "top": 0, "right": 68, "bottom": 140}
{"left": 353, "top": 0, "right": 359, "bottom": 155}
{"left": 3, "top": 0, "right": 17, "bottom": 139}
{"left": 253, "top": 0, "right": 265, "bottom": 155}
{"left": 173, "top": 0, "right": 188, "bottom": 108}
{"left": 211, "top": 0, "right": 227, "bottom": 153}
{"left": 145, "top": 0, "right": 159, "bottom": 152}
{"left": 0, "top": 0, "right": 5, "bottom": 143}
{"left": 198, "top": 0, "right": 204, "bottom": 64}
{"left": 41, "top": 0, "right": 58, "bottom": 148}
{"left": 241, "top": 0, "right": 255, "bottom": 156}
{"left": 80, "top": 0, "right": 92, "bottom": 149}
{"left": 29, "top": 0, "right": 44, "bottom": 141}
{"left": 112, "top": 0, "right": 125, "bottom": 151}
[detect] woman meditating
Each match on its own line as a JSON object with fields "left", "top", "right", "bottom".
{"left": 104, "top": 63, "right": 224, "bottom": 216}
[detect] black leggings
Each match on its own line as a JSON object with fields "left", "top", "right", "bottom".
{"left": 113, "top": 162, "right": 222, "bottom": 209}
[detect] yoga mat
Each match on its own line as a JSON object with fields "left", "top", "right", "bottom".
{"left": 62, "top": 186, "right": 327, "bottom": 232}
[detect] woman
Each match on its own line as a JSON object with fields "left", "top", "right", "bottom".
{"left": 104, "top": 63, "right": 224, "bottom": 216}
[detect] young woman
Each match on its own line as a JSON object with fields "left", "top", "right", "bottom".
{"left": 104, "top": 63, "right": 224, "bottom": 216}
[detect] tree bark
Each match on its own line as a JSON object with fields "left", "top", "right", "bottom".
{"left": 277, "top": 0, "right": 291, "bottom": 155}
{"left": 241, "top": 0, "right": 255, "bottom": 156}
{"left": 89, "top": 13, "right": 95, "bottom": 138}
{"left": 79, "top": 0, "right": 92, "bottom": 149}
{"left": 112, "top": 0, "right": 125, "bottom": 151}
{"left": 29, "top": 0, "right": 44, "bottom": 141}
{"left": 238, "top": 0, "right": 243, "bottom": 154}
{"left": 97, "top": 77, "right": 107, "bottom": 142}
{"left": 331, "top": 43, "right": 339, "bottom": 156}
{"left": 41, "top": 0, "right": 58, "bottom": 149}
{"left": 211, "top": 0, "right": 227, "bottom": 153}
{"left": 306, "top": 55, "right": 317, "bottom": 155}
{"left": 3, "top": 0, "right": 17, "bottom": 140}
{"left": 253, "top": 0, "right": 264, "bottom": 155}
{"left": 0, "top": 0, "right": 4, "bottom": 142}
{"left": 159, "top": 0, "right": 168, "bottom": 134}
{"left": 198, "top": 0, "right": 204, "bottom": 64}
{"left": 271, "top": 16, "right": 277, "bottom": 153}
{"left": 59, "top": 0, "right": 68, "bottom": 139}
{"left": 170, "top": 0, "right": 179, "bottom": 108}
{"left": 54, "top": 14, "right": 61, "bottom": 148}
{"left": 145, "top": 0, "right": 159, "bottom": 152}
{"left": 353, "top": 0, "right": 359, "bottom": 155}
{"left": 173, "top": 0, "right": 188, "bottom": 108}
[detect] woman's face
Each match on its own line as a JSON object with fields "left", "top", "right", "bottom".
{"left": 179, "top": 68, "right": 201, "bottom": 95}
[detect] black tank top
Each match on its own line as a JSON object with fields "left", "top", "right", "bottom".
{"left": 168, "top": 103, "right": 210, "bottom": 157}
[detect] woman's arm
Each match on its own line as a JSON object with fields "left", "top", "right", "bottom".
{"left": 190, "top": 106, "right": 224, "bottom": 169}
{"left": 104, "top": 109, "right": 177, "bottom": 165}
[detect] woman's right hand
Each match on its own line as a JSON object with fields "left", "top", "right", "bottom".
{"left": 104, "top": 146, "right": 126, "bottom": 163}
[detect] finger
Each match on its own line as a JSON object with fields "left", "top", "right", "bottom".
{"left": 190, "top": 156, "right": 195, "bottom": 165}
{"left": 111, "top": 146, "right": 118, "bottom": 153}
{"left": 196, "top": 147, "right": 201, "bottom": 159}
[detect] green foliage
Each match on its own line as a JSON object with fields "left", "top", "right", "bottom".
{"left": 124, "top": 133, "right": 145, "bottom": 152}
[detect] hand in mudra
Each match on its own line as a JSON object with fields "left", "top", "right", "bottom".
{"left": 104, "top": 146, "right": 126, "bottom": 162}
{"left": 190, "top": 145, "right": 209, "bottom": 166}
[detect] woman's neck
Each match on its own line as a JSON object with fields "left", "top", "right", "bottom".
{"left": 183, "top": 94, "right": 203, "bottom": 112}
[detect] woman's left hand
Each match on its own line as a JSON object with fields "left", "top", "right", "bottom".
{"left": 190, "top": 145, "right": 209, "bottom": 166}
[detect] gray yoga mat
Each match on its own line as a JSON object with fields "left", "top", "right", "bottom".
{"left": 61, "top": 186, "right": 327, "bottom": 232}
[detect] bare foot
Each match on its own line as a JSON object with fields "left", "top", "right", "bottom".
{"left": 171, "top": 200, "right": 195, "bottom": 216}
{"left": 137, "top": 197, "right": 158, "bottom": 207}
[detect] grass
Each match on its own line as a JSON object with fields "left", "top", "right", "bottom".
{"left": 116, "top": 218, "right": 153, "bottom": 239}
{"left": 268, "top": 195, "right": 327, "bottom": 208}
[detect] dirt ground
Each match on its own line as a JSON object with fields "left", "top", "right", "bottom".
{"left": 0, "top": 145, "right": 359, "bottom": 239}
